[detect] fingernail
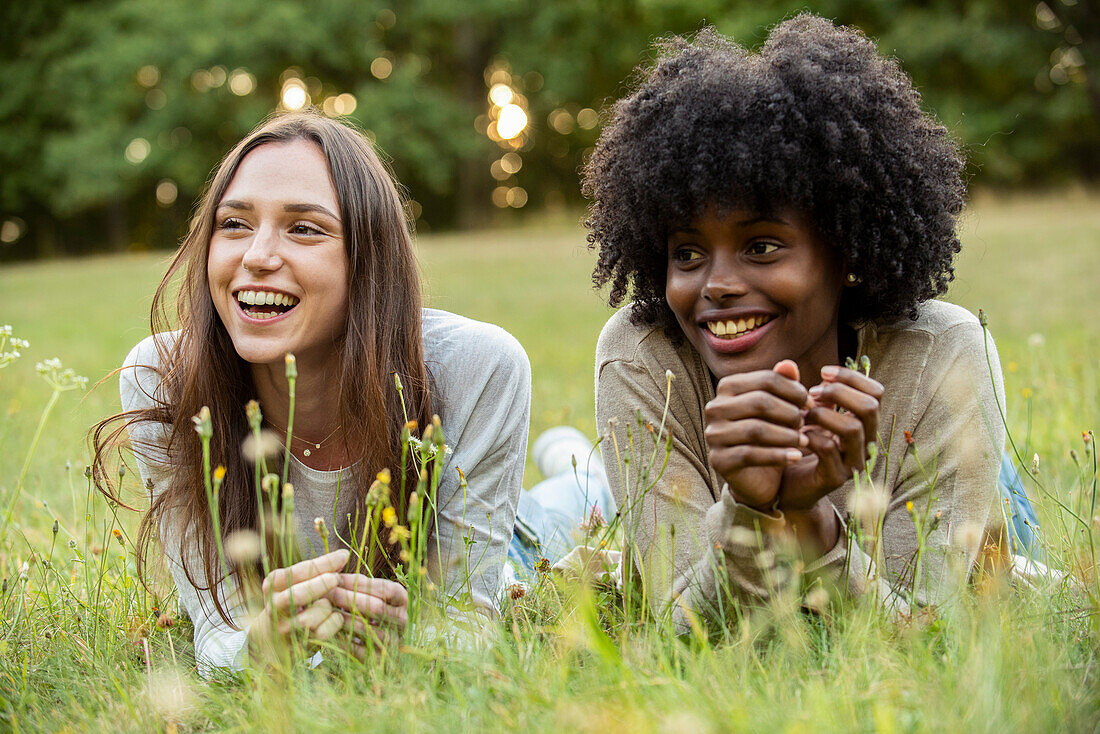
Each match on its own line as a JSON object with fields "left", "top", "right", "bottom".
{"left": 786, "top": 449, "right": 802, "bottom": 462}
{"left": 809, "top": 385, "right": 823, "bottom": 397}
{"left": 821, "top": 365, "right": 839, "bottom": 379}
{"left": 799, "top": 434, "right": 809, "bottom": 447}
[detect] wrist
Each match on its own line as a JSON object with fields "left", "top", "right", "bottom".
{"left": 783, "top": 500, "right": 840, "bottom": 557}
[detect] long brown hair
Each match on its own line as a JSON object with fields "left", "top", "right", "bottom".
{"left": 92, "top": 111, "right": 433, "bottom": 625}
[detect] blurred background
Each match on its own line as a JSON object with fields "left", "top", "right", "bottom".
{"left": 1, "top": 0, "right": 1097, "bottom": 261}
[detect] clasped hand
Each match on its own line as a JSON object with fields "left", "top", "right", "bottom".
{"left": 248, "top": 548, "right": 409, "bottom": 664}
{"left": 704, "top": 359, "right": 883, "bottom": 514}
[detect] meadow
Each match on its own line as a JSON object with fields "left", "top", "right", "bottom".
{"left": 0, "top": 190, "right": 1097, "bottom": 732}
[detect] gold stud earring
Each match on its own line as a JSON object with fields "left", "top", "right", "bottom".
{"left": 846, "top": 273, "right": 862, "bottom": 285}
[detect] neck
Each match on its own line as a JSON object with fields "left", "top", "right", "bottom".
{"left": 251, "top": 357, "right": 346, "bottom": 467}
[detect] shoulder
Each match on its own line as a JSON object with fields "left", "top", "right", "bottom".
{"left": 596, "top": 305, "right": 681, "bottom": 369}
{"left": 421, "top": 308, "right": 530, "bottom": 389}
{"left": 865, "top": 300, "right": 990, "bottom": 370}
{"left": 120, "top": 331, "right": 179, "bottom": 411}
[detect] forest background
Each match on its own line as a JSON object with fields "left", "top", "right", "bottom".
{"left": 1, "top": 0, "right": 1098, "bottom": 260}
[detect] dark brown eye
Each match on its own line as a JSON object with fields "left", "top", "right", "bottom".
{"left": 747, "top": 241, "right": 779, "bottom": 256}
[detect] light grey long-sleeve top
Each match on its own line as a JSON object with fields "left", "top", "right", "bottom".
{"left": 121, "top": 308, "right": 530, "bottom": 674}
{"left": 596, "top": 300, "right": 1006, "bottom": 629}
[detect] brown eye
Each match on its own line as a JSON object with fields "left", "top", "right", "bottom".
{"left": 672, "top": 247, "right": 703, "bottom": 263}
{"left": 747, "top": 241, "right": 779, "bottom": 256}
{"left": 290, "top": 223, "right": 324, "bottom": 236}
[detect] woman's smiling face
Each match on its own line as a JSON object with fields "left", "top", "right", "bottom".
{"left": 207, "top": 139, "right": 349, "bottom": 371}
{"left": 665, "top": 207, "right": 846, "bottom": 382}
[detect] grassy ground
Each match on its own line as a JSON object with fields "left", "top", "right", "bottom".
{"left": 0, "top": 191, "right": 1097, "bottom": 731}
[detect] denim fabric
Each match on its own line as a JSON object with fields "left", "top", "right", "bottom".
{"left": 508, "top": 470, "right": 615, "bottom": 575}
{"left": 998, "top": 453, "right": 1044, "bottom": 559}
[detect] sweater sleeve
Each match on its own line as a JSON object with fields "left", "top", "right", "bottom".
{"left": 119, "top": 336, "right": 249, "bottom": 675}
{"left": 426, "top": 322, "right": 531, "bottom": 620}
{"left": 596, "top": 354, "right": 795, "bottom": 632}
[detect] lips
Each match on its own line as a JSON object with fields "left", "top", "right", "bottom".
{"left": 234, "top": 288, "right": 299, "bottom": 321}
{"left": 698, "top": 312, "right": 775, "bottom": 355}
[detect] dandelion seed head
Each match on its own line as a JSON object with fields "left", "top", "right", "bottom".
{"left": 242, "top": 429, "right": 282, "bottom": 463}
{"left": 850, "top": 486, "right": 889, "bottom": 524}
{"left": 225, "top": 528, "right": 262, "bottom": 565}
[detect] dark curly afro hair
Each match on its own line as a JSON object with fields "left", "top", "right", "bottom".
{"left": 583, "top": 14, "right": 966, "bottom": 337}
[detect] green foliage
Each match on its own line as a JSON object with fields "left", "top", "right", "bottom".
{"left": 2, "top": 0, "right": 1098, "bottom": 259}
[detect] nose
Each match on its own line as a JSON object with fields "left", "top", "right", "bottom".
{"left": 241, "top": 225, "right": 283, "bottom": 273}
{"left": 701, "top": 254, "right": 748, "bottom": 305}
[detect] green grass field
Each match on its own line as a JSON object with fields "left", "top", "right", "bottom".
{"left": 0, "top": 191, "right": 1098, "bottom": 731}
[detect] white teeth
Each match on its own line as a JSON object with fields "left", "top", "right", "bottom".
{"left": 235, "top": 290, "right": 300, "bottom": 309}
{"left": 706, "top": 316, "right": 771, "bottom": 338}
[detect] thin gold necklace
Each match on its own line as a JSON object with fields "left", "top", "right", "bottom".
{"left": 267, "top": 421, "right": 343, "bottom": 457}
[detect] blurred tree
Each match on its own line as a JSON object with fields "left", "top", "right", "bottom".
{"left": 0, "top": 0, "right": 1096, "bottom": 259}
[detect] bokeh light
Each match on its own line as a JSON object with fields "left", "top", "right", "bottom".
{"left": 281, "top": 79, "right": 309, "bottom": 110}
{"left": 489, "top": 83, "right": 514, "bottom": 107}
{"left": 505, "top": 187, "right": 528, "bottom": 208}
{"left": 125, "top": 138, "right": 151, "bottom": 164}
{"left": 136, "top": 65, "right": 159, "bottom": 88}
{"left": 577, "top": 108, "right": 599, "bottom": 129}
{"left": 491, "top": 186, "right": 510, "bottom": 208}
{"left": 155, "top": 179, "right": 178, "bottom": 206}
{"left": 496, "top": 104, "right": 528, "bottom": 140}
{"left": 371, "top": 57, "right": 393, "bottom": 80}
{"left": 228, "top": 69, "right": 256, "bottom": 96}
{"left": 0, "top": 218, "right": 25, "bottom": 244}
{"left": 500, "top": 152, "right": 522, "bottom": 174}
{"left": 548, "top": 108, "right": 575, "bottom": 135}
{"left": 145, "top": 89, "right": 167, "bottom": 110}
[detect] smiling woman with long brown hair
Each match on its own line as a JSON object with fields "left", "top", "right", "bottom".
{"left": 92, "top": 111, "right": 531, "bottom": 672}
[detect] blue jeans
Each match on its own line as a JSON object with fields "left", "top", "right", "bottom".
{"left": 509, "top": 470, "right": 615, "bottom": 575}
{"left": 999, "top": 453, "right": 1043, "bottom": 559}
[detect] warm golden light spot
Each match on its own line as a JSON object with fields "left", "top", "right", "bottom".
{"left": 548, "top": 108, "right": 575, "bottom": 135}
{"left": 125, "top": 138, "right": 151, "bottom": 164}
{"left": 491, "top": 186, "right": 510, "bottom": 208}
{"left": 155, "top": 180, "right": 178, "bottom": 206}
{"left": 371, "top": 57, "right": 393, "bottom": 80}
{"left": 576, "top": 107, "right": 599, "bottom": 129}
{"left": 208, "top": 66, "right": 227, "bottom": 88}
{"left": 136, "top": 65, "right": 160, "bottom": 88}
{"left": 506, "top": 187, "right": 528, "bottom": 208}
{"left": 281, "top": 79, "right": 308, "bottom": 110}
{"left": 377, "top": 8, "right": 396, "bottom": 28}
{"left": 489, "top": 160, "right": 509, "bottom": 181}
{"left": 0, "top": 218, "right": 24, "bottom": 244}
{"left": 500, "top": 152, "right": 522, "bottom": 174}
{"left": 191, "top": 69, "right": 213, "bottom": 92}
{"left": 228, "top": 69, "right": 256, "bottom": 96}
{"left": 489, "top": 83, "right": 514, "bottom": 107}
{"left": 488, "top": 68, "right": 511, "bottom": 87}
{"left": 496, "top": 104, "right": 528, "bottom": 139}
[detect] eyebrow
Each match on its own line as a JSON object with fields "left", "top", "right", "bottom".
{"left": 217, "top": 200, "right": 341, "bottom": 222}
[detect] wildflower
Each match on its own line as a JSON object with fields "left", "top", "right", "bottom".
{"left": 113, "top": 528, "right": 124, "bottom": 546}
{"left": 851, "top": 486, "right": 889, "bottom": 525}
{"left": 1084, "top": 431, "right": 1092, "bottom": 446}
{"left": 191, "top": 406, "right": 213, "bottom": 440}
{"left": 382, "top": 506, "right": 397, "bottom": 527}
{"left": 156, "top": 612, "right": 175, "bottom": 629}
{"left": 389, "top": 525, "right": 410, "bottom": 544}
{"left": 905, "top": 500, "right": 915, "bottom": 516}
{"left": 261, "top": 473, "right": 280, "bottom": 495}
{"left": 508, "top": 583, "right": 526, "bottom": 600}
{"left": 534, "top": 558, "right": 552, "bottom": 574}
{"left": 213, "top": 465, "right": 226, "bottom": 482}
{"left": 1031, "top": 453, "right": 1040, "bottom": 475}
{"left": 84, "top": 466, "right": 92, "bottom": 479}
{"left": 282, "top": 483, "right": 294, "bottom": 501}
{"left": 376, "top": 468, "right": 391, "bottom": 485}
{"left": 224, "top": 529, "right": 262, "bottom": 565}
{"left": 242, "top": 429, "right": 282, "bottom": 463}
{"left": 1027, "top": 332, "right": 1045, "bottom": 348}
{"left": 366, "top": 479, "right": 390, "bottom": 508}
{"left": 422, "top": 424, "right": 434, "bottom": 444}
{"left": 978, "top": 309, "right": 988, "bottom": 327}
{"left": 314, "top": 517, "right": 327, "bottom": 539}
{"left": 245, "top": 399, "right": 262, "bottom": 430}
{"left": 860, "top": 354, "right": 871, "bottom": 375}
{"left": 579, "top": 505, "right": 606, "bottom": 536}
{"left": 665, "top": 369, "right": 675, "bottom": 382}
{"left": 52, "top": 519, "right": 59, "bottom": 536}
{"left": 456, "top": 467, "right": 467, "bottom": 488}
{"left": 407, "top": 491, "right": 420, "bottom": 523}
{"left": 1007, "top": 361, "right": 1018, "bottom": 373}
{"left": 904, "top": 430, "right": 914, "bottom": 445}
{"left": 1021, "top": 387, "right": 1033, "bottom": 400}
{"left": 403, "top": 420, "right": 419, "bottom": 433}
{"left": 284, "top": 352, "right": 297, "bottom": 379}
{"left": 399, "top": 549, "right": 410, "bottom": 563}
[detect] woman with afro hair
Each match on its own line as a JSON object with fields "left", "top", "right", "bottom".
{"left": 584, "top": 15, "right": 1033, "bottom": 629}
